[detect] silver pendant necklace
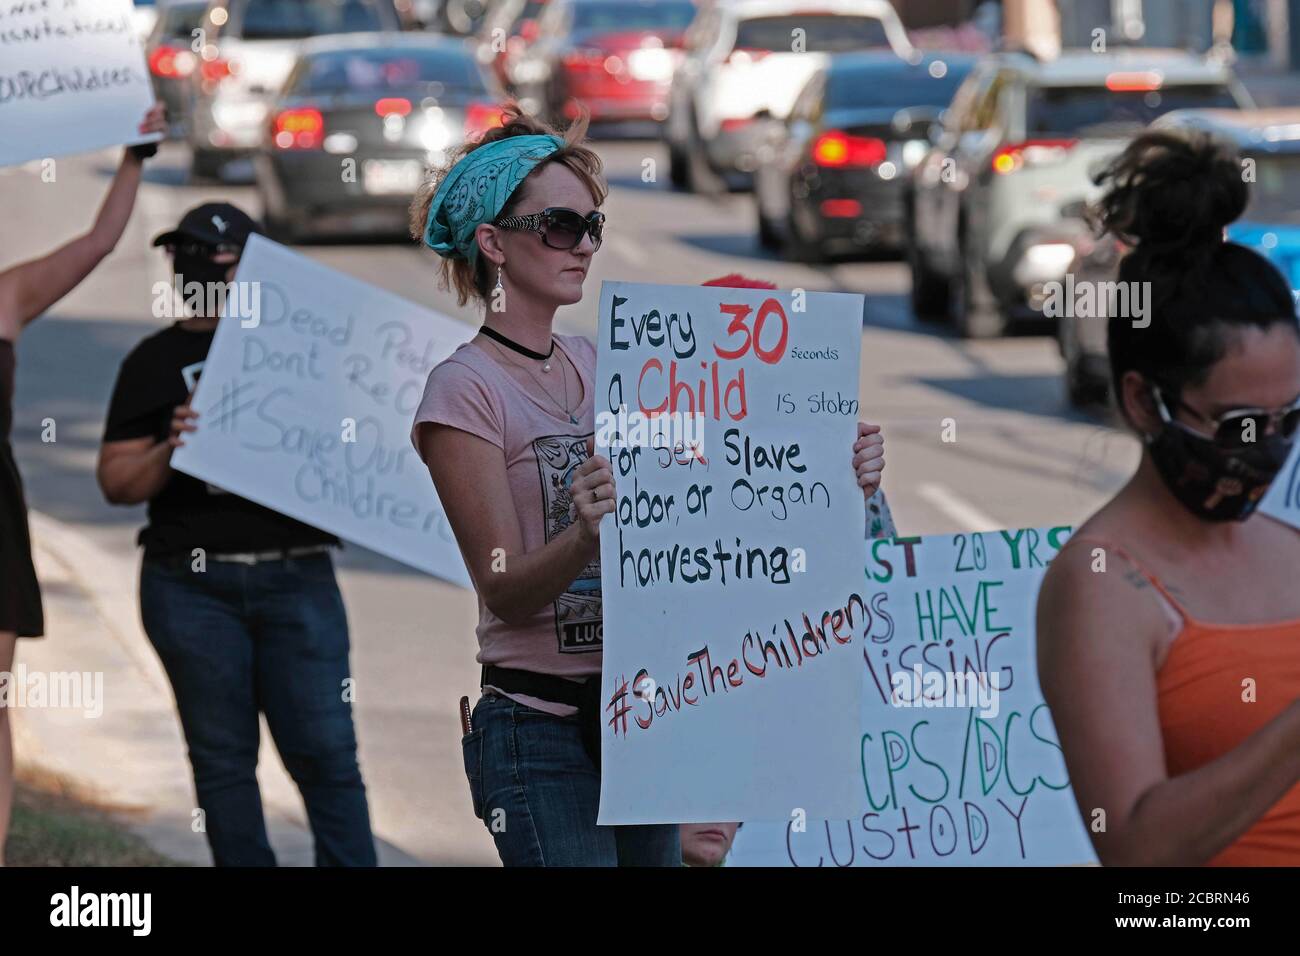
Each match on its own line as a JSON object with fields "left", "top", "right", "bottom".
{"left": 487, "top": 338, "right": 579, "bottom": 425}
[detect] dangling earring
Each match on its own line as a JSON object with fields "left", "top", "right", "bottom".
{"left": 490, "top": 262, "right": 506, "bottom": 313}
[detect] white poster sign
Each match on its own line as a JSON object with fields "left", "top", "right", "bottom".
{"left": 172, "top": 235, "right": 471, "bottom": 587}
{"left": 595, "top": 280, "right": 867, "bottom": 824}
{"left": 0, "top": 0, "right": 160, "bottom": 167}
{"left": 729, "top": 526, "right": 1098, "bottom": 866}
{"left": 1261, "top": 443, "right": 1300, "bottom": 531}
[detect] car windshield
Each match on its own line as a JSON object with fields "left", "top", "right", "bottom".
{"left": 570, "top": 1, "right": 695, "bottom": 39}
{"left": 733, "top": 15, "right": 890, "bottom": 53}
{"left": 234, "top": 0, "right": 390, "bottom": 40}
{"left": 1027, "top": 84, "right": 1240, "bottom": 137}
{"left": 1245, "top": 152, "right": 1300, "bottom": 223}
{"left": 292, "top": 48, "right": 488, "bottom": 94}
{"left": 827, "top": 62, "right": 972, "bottom": 109}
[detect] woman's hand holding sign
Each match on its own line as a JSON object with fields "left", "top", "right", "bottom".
{"left": 574, "top": 438, "right": 615, "bottom": 545}
{"left": 854, "top": 422, "right": 885, "bottom": 500}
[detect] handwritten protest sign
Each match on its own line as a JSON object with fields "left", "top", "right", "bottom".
{"left": 0, "top": 0, "right": 160, "bottom": 167}
{"left": 172, "top": 235, "right": 471, "bottom": 587}
{"left": 729, "top": 526, "right": 1098, "bottom": 865}
{"left": 1261, "top": 443, "right": 1300, "bottom": 531}
{"left": 595, "top": 280, "right": 866, "bottom": 824}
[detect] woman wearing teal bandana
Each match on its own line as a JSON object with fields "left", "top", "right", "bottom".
{"left": 408, "top": 107, "right": 887, "bottom": 867}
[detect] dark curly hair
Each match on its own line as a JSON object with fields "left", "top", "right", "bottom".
{"left": 1090, "top": 128, "right": 1298, "bottom": 411}
{"left": 409, "top": 101, "right": 607, "bottom": 307}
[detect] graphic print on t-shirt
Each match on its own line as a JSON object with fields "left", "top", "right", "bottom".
{"left": 534, "top": 433, "right": 602, "bottom": 653}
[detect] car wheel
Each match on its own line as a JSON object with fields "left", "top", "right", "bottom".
{"left": 1061, "top": 320, "right": 1109, "bottom": 408}
{"left": 668, "top": 139, "right": 689, "bottom": 189}
{"left": 950, "top": 237, "right": 1006, "bottom": 339}
{"left": 756, "top": 199, "right": 782, "bottom": 250}
{"left": 785, "top": 204, "right": 824, "bottom": 263}
{"left": 190, "top": 148, "right": 225, "bottom": 183}
{"left": 908, "top": 233, "right": 949, "bottom": 321}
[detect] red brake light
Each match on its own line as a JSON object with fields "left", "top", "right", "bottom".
{"left": 720, "top": 117, "right": 753, "bottom": 132}
{"left": 200, "top": 57, "right": 232, "bottom": 84}
{"left": 1105, "top": 71, "right": 1162, "bottom": 92}
{"left": 375, "top": 97, "right": 412, "bottom": 118}
{"left": 149, "top": 45, "right": 194, "bottom": 79}
{"left": 272, "top": 108, "right": 324, "bottom": 150}
{"left": 991, "top": 138, "right": 1077, "bottom": 174}
{"left": 812, "top": 131, "right": 887, "bottom": 168}
{"left": 465, "top": 103, "right": 505, "bottom": 139}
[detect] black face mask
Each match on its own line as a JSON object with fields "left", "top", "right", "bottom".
{"left": 173, "top": 248, "right": 231, "bottom": 290}
{"left": 1147, "top": 416, "right": 1294, "bottom": 523}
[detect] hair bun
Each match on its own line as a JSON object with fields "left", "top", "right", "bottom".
{"left": 1092, "top": 129, "right": 1247, "bottom": 265}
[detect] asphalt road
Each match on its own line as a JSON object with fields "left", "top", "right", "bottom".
{"left": 2, "top": 136, "right": 1140, "bottom": 864}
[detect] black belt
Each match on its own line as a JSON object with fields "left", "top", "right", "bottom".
{"left": 482, "top": 665, "right": 584, "bottom": 707}
{"left": 481, "top": 665, "right": 602, "bottom": 768}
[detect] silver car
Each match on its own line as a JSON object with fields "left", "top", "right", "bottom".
{"left": 185, "top": 0, "right": 409, "bottom": 180}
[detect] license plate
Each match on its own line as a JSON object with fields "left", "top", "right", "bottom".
{"left": 362, "top": 159, "right": 423, "bottom": 195}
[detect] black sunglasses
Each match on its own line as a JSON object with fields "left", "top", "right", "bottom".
{"left": 172, "top": 239, "right": 243, "bottom": 258}
{"left": 494, "top": 207, "right": 604, "bottom": 252}
{"left": 1153, "top": 385, "right": 1300, "bottom": 449}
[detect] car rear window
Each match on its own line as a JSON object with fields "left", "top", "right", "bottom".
{"left": 733, "top": 14, "right": 889, "bottom": 53}
{"left": 292, "top": 48, "right": 488, "bottom": 94}
{"left": 826, "top": 62, "right": 972, "bottom": 109}
{"left": 1027, "top": 84, "right": 1240, "bottom": 136}
{"left": 232, "top": 0, "right": 394, "bottom": 40}
{"left": 162, "top": 3, "right": 207, "bottom": 38}
{"left": 570, "top": 1, "right": 696, "bottom": 39}
{"left": 1246, "top": 152, "right": 1300, "bottom": 223}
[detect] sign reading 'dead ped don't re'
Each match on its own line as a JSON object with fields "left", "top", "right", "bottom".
{"left": 171, "top": 235, "right": 471, "bottom": 586}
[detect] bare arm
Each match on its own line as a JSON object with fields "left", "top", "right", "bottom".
{"left": 0, "top": 106, "right": 165, "bottom": 339}
{"left": 97, "top": 400, "right": 197, "bottom": 506}
{"left": 418, "top": 423, "right": 614, "bottom": 625}
{"left": 1037, "top": 544, "right": 1300, "bottom": 865}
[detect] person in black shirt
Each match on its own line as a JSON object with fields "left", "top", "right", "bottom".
{"left": 97, "top": 203, "right": 376, "bottom": 866}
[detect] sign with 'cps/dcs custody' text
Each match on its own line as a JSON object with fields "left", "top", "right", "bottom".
{"left": 729, "top": 526, "right": 1098, "bottom": 866}
{"left": 595, "top": 280, "right": 867, "bottom": 825}
{"left": 171, "top": 235, "right": 470, "bottom": 587}
{"left": 0, "top": 0, "right": 161, "bottom": 167}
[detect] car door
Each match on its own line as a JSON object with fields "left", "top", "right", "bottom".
{"left": 783, "top": 72, "right": 826, "bottom": 228}
{"left": 957, "top": 68, "right": 1016, "bottom": 268}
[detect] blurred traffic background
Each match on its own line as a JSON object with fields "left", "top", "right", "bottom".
{"left": 8, "top": 0, "right": 1300, "bottom": 863}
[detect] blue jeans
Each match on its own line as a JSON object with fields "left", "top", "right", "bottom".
{"left": 140, "top": 553, "right": 376, "bottom": 867}
{"left": 463, "top": 693, "right": 680, "bottom": 866}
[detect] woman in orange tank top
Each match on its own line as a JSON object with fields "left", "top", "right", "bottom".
{"left": 1037, "top": 129, "right": 1300, "bottom": 866}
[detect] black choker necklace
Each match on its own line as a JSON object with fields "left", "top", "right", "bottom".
{"left": 481, "top": 325, "right": 556, "bottom": 371}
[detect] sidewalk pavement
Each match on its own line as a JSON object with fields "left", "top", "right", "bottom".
{"left": 14, "top": 510, "right": 422, "bottom": 866}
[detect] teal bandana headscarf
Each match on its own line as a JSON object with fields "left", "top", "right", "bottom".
{"left": 423, "top": 134, "right": 564, "bottom": 266}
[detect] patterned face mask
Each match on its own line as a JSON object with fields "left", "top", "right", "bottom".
{"left": 1147, "top": 386, "right": 1296, "bottom": 522}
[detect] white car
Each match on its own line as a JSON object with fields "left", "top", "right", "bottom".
{"left": 664, "top": 0, "right": 913, "bottom": 190}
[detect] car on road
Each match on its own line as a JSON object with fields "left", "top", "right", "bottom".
{"left": 477, "top": 0, "right": 551, "bottom": 94}
{"left": 753, "top": 51, "right": 976, "bottom": 261}
{"left": 145, "top": 1, "right": 209, "bottom": 139}
{"left": 1058, "top": 107, "right": 1300, "bottom": 406}
{"left": 664, "top": 0, "right": 913, "bottom": 192}
{"left": 186, "top": 0, "right": 411, "bottom": 181}
{"left": 254, "top": 32, "right": 506, "bottom": 242}
{"left": 511, "top": 0, "right": 698, "bottom": 127}
{"left": 906, "top": 48, "right": 1252, "bottom": 338}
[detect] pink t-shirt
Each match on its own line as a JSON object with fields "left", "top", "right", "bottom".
{"left": 411, "top": 333, "right": 600, "bottom": 716}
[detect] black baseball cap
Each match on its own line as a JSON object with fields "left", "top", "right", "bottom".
{"left": 152, "top": 202, "right": 262, "bottom": 249}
